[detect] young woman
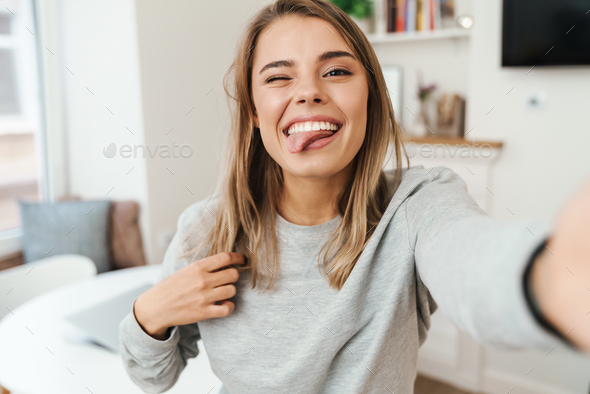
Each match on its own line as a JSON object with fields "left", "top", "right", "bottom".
{"left": 119, "top": 0, "right": 590, "bottom": 393}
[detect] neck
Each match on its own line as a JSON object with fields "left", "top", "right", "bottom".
{"left": 277, "top": 161, "right": 354, "bottom": 226}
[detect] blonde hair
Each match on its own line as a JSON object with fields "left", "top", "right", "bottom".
{"left": 179, "top": 0, "right": 410, "bottom": 292}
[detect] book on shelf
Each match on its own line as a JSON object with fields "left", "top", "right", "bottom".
{"left": 386, "top": 0, "right": 450, "bottom": 33}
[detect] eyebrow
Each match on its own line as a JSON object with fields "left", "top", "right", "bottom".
{"left": 258, "top": 50, "right": 356, "bottom": 75}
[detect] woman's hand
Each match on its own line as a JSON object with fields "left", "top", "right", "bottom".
{"left": 133, "top": 252, "right": 247, "bottom": 340}
{"left": 530, "top": 175, "right": 590, "bottom": 352}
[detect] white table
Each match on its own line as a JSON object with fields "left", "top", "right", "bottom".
{"left": 0, "top": 265, "right": 223, "bottom": 394}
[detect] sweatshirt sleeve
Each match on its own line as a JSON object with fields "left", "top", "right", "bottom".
{"left": 404, "top": 166, "right": 570, "bottom": 351}
{"left": 118, "top": 196, "right": 214, "bottom": 393}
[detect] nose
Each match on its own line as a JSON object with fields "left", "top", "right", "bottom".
{"left": 294, "top": 73, "right": 326, "bottom": 105}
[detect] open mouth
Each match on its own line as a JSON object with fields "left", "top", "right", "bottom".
{"left": 282, "top": 123, "right": 343, "bottom": 154}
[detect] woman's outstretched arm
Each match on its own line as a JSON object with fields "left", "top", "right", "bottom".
{"left": 405, "top": 166, "right": 587, "bottom": 352}
{"left": 527, "top": 176, "right": 590, "bottom": 352}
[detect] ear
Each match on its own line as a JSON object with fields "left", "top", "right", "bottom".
{"left": 253, "top": 110, "right": 259, "bottom": 127}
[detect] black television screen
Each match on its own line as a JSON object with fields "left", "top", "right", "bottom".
{"left": 502, "top": 0, "right": 590, "bottom": 67}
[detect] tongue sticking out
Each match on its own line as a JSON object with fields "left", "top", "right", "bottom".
{"left": 285, "top": 130, "right": 335, "bottom": 154}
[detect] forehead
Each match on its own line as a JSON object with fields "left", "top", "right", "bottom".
{"left": 252, "top": 15, "right": 352, "bottom": 69}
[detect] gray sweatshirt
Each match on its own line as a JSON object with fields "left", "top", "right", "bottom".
{"left": 119, "top": 165, "right": 568, "bottom": 394}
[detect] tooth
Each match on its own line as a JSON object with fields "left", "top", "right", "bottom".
{"left": 286, "top": 121, "right": 341, "bottom": 134}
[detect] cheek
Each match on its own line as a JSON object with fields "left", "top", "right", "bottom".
{"left": 337, "top": 82, "right": 369, "bottom": 145}
{"left": 258, "top": 94, "right": 286, "bottom": 134}
{"left": 259, "top": 126, "right": 279, "bottom": 150}
{"left": 350, "top": 82, "right": 369, "bottom": 119}
{"left": 258, "top": 122, "right": 287, "bottom": 166}
{"left": 256, "top": 92, "right": 289, "bottom": 150}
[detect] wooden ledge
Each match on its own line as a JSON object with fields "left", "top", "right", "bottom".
{"left": 405, "top": 136, "right": 503, "bottom": 149}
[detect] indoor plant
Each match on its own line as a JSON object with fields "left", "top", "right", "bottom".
{"left": 329, "top": 0, "right": 374, "bottom": 34}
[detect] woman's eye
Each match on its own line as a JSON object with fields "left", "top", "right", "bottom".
{"left": 266, "top": 68, "right": 351, "bottom": 83}
{"left": 325, "top": 68, "right": 351, "bottom": 77}
{"left": 266, "top": 76, "right": 288, "bottom": 83}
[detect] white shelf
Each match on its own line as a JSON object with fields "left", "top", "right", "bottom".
{"left": 367, "top": 27, "right": 471, "bottom": 44}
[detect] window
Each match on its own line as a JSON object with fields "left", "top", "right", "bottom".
{"left": 0, "top": 0, "right": 44, "bottom": 233}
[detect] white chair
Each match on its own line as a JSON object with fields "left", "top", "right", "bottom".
{"left": 0, "top": 254, "right": 97, "bottom": 321}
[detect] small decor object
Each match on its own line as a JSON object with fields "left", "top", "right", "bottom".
{"left": 329, "top": 0, "right": 374, "bottom": 34}
{"left": 436, "top": 93, "right": 466, "bottom": 138}
{"left": 440, "top": 0, "right": 456, "bottom": 28}
{"left": 17, "top": 199, "right": 113, "bottom": 273}
{"left": 412, "top": 70, "right": 437, "bottom": 137}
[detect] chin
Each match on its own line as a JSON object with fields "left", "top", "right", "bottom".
{"left": 282, "top": 158, "right": 346, "bottom": 179}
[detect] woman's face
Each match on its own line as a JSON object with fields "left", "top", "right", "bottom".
{"left": 251, "top": 16, "right": 369, "bottom": 179}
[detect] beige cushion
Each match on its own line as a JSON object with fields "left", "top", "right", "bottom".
{"left": 110, "top": 201, "right": 147, "bottom": 269}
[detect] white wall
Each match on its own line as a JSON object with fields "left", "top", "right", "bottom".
{"left": 468, "top": 1, "right": 590, "bottom": 393}
{"left": 58, "top": 0, "right": 152, "bottom": 261}
{"left": 467, "top": 1, "right": 590, "bottom": 223}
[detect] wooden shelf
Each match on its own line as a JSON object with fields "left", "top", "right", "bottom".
{"left": 367, "top": 28, "right": 471, "bottom": 44}
{"left": 406, "top": 135, "right": 503, "bottom": 149}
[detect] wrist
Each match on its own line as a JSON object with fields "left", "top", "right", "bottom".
{"left": 526, "top": 239, "right": 578, "bottom": 349}
{"left": 527, "top": 244, "right": 554, "bottom": 321}
{"left": 133, "top": 295, "right": 170, "bottom": 340}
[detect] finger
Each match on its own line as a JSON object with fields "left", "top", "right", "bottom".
{"left": 205, "top": 252, "right": 247, "bottom": 273}
{"left": 210, "top": 267, "right": 240, "bottom": 287}
{"left": 207, "top": 284, "right": 237, "bottom": 303}
{"left": 208, "top": 299, "right": 234, "bottom": 318}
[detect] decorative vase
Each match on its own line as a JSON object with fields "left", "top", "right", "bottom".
{"left": 412, "top": 99, "right": 434, "bottom": 137}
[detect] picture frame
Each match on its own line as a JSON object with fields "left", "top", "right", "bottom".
{"left": 381, "top": 64, "right": 404, "bottom": 126}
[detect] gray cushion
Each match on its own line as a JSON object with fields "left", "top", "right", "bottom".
{"left": 18, "top": 199, "right": 112, "bottom": 273}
